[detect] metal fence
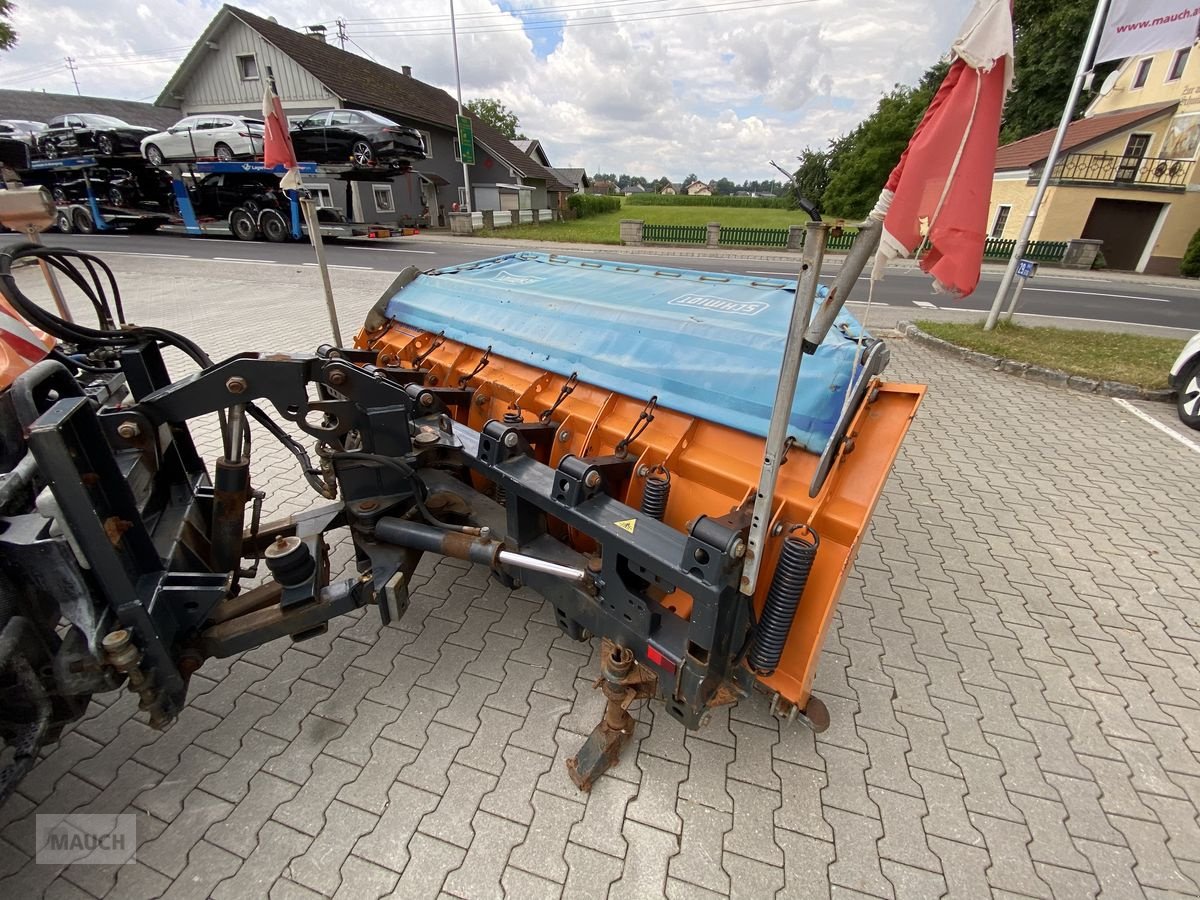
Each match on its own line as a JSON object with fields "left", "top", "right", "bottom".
{"left": 642, "top": 223, "right": 707, "bottom": 244}
{"left": 718, "top": 226, "right": 789, "bottom": 248}
{"left": 982, "top": 238, "right": 1067, "bottom": 263}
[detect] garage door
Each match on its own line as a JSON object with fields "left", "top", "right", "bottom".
{"left": 1080, "top": 198, "right": 1165, "bottom": 270}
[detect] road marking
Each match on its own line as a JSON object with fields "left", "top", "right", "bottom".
{"left": 846, "top": 300, "right": 890, "bottom": 306}
{"left": 1027, "top": 287, "right": 1168, "bottom": 303}
{"left": 347, "top": 246, "right": 437, "bottom": 255}
{"left": 1113, "top": 399, "right": 1200, "bottom": 456}
{"left": 303, "top": 262, "right": 374, "bottom": 270}
{"left": 212, "top": 257, "right": 281, "bottom": 265}
{"left": 90, "top": 251, "right": 193, "bottom": 260}
{"left": 912, "top": 300, "right": 938, "bottom": 309}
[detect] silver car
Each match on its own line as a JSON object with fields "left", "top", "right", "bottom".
{"left": 141, "top": 115, "right": 265, "bottom": 165}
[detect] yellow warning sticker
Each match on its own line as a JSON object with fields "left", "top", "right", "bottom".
{"left": 614, "top": 518, "right": 637, "bottom": 534}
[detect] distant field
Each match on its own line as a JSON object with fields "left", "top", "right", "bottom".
{"left": 480, "top": 200, "right": 811, "bottom": 244}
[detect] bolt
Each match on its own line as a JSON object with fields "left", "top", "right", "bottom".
{"left": 475, "top": 394, "right": 487, "bottom": 406}
{"left": 731, "top": 538, "right": 746, "bottom": 559}
{"left": 584, "top": 470, "right": 601, "bottom": 488}
{"left": 358, "top": 500, "right": 379, "bottom": 512}
{"left": 558, "top": 430, "right": 570, "bottom": 443}
{"left": 637, "top": 465, "right": 650, "bottom": 477}
{"left": 586, "top": 557, "right": 603, "bottom": 573}
{"left": 226, "top": 376, "right": 247, "bottom": 394}
{"left": 117, "top": 421, "right": 141, "bottom": 439}
{"left": 328, "top": 370, "right": 347, "bottom": 386}
{"left": 772, "top": 523, "right": 784, "bottom": 536}
{"left": 420, "top": 392, "right": 434, "bottom": 407}
{"left": 503, "top": 431, "right": 518, "bottom": 448}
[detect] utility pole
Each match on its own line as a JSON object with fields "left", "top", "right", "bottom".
{"left": 984, "top": 0, "right": 1112, "bottom": 330}
{"left": 336, "top": 18, "right": 347, "bottom": 50}
{"left": 65, "top": 56, "right": 80, "bottom": 95}
{"left": 449, "top": 0, "right": 472, "bottom": 212}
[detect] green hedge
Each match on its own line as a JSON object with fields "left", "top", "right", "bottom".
{"left": 626, "top": 194, "right": 791, "bottom": 209}
{"left": 567, "top": 194, "right": 622, "bottom": 217}
{"left": 1182, "top": 227, "right": 1200, "bottom": 277}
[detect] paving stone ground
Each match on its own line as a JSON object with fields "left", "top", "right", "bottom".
{"left": 1, "top": 257, "right": 1198, "bottom": 899}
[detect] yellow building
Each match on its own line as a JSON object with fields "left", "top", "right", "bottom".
{"left": 989, "top": 43, "right": 1198, "bottom": 274}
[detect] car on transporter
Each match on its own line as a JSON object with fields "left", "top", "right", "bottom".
{"left": 140, "top": 115, "right": 266, "bottom": 165}
{"left": 289, "top": 109, "right": 425, "bottom": 169}
{"left": 38, "top": 114, "right": 156, "bottom": 158}
{"left": 1171, "top": 332, "right": 1200, "bottom": 430}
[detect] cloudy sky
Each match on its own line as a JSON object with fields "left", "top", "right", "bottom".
{"left": 0, "top": 0, "right": 975, "bottom": 181}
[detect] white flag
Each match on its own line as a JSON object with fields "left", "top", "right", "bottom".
{"left": 1095, "top": 0, "right": 1199, "bottom": 64}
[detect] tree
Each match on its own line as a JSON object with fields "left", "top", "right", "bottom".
{"left": 713, "top": 177, "right": 736, "bottom": 195}
{"left": 464, "top": 97, "right": 525, "bottom": 140}
{"left": 821, "top": 60, "right": 949, "bottom": 219}
{"left": 788, "top": 147, "right": 832, "bottom": 213}
{"left": 1001, "top": 0, "right": 1117, "bottom": 143}
{"left": 681, "top": 173, "right": 698, "bottom": 189}
{"left": 0, "top": 1, "right": 17, "bottom": 51}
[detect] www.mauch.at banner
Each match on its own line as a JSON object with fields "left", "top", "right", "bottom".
{"left": 1095, "top": 0, "right": 1199, "bottom": 65}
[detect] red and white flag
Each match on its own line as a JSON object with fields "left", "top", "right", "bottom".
{"left": 1095, "top": 0, "right": 1199, "bottom": 65}
{"left": 0, "top": 295, "right": 53, "bottom": 390}
{"left": 871, "top": 0, "right": 1013, "bottom": 298}
{"left": 262, "top": 71, "right": 302, "bottom": 190}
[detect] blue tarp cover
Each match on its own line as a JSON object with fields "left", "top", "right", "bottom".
{"left": 383, "top": 252, "right": 869, "bottom": 452}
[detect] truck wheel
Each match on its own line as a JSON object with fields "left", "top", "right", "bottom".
{"left": 55, "top": 209, "right": 74, "bottom": 234}
{"left": 73, "top": 208, "right": 95, "bottom": 234}
{"left": 229, "top": 208, "right": 258, "bottom": 241}
{"left": 259, "top": 208, "right": 289, "bottom": 242}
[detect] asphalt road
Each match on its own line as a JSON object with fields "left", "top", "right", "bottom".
{"left": 37, "top": 230, "right": 1200, "bottom": 332}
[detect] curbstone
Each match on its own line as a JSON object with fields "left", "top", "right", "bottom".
{"left": 897, "top": 321, "right": 1175, "bottom": 403}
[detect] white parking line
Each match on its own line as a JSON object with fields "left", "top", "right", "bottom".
{"left": 346, "top": 246, "right": 437, "bottom": 255}
{"left": 212, "top": 257, "right": 281, "bottom": 265}
{"left": 302, "top": 263, "right": 374, "bottom": 270}
{"left": 1113, "top": 399, "right": 1200, "bottom": 456}
{"left": 1013, "top": 312, "right": 1191, "bottom": 331}
{"left": 912, "top": 300, "right": 938, "bottom": 309}
{"left": 1027, "top": 287, "right": 1169, "bottom": 303}
{"left": 90, "top": 251, "right": 193, "bottom": 260}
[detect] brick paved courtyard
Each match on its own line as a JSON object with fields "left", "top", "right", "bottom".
{"left": 1, "top": 256, "right": 1198, "bottom": 898}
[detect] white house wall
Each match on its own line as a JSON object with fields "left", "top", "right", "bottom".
{"left": 174, "top": 20, "right": 334, "bottom": 116}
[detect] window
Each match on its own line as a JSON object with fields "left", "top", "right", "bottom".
{"left": 372, "top": 184, "right": 394, "bottom": 212}
{"left": 306, "top": 184, "right": 334, "bottom": 207}
{"left": 329, "top": 111, "right": 355, "bottom": 126}
{"left": 1168, "top": 47, "right": 1190, "bottom": 82}
{"left": 989, "top": 205, "right": 1011, "bottom": 239}
{"left": 420, "top": 131, "right": 433, "bottom": 159}
{"left": 237, "top": 54, "right": 259, "bottom": 81}
{"left": 1132, "top": 58, "right": 1153, "bottom": 89}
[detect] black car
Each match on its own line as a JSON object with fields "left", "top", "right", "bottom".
{"left": 289, "top": 109, "right": 425, "bottom": 168}
{"left": 185, "top": 172, "right": 288, "bottom": 217}
{"left": 50, "top": 166, "right": 174, "bottom": 209}
{"left": 0, "top": 119, "right": 47, "bottom": 148}
{"left": 39, "top": 114, "right": 156, "bottom": 158}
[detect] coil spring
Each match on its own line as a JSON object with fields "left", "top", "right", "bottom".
{"left": 640, "top": 466, "right": 671, "bottom": 520}
{"left": 495, "top": 409, "right": 523, "bottom": 507}
{"left": 747, "top": 526, "right": 820, "bottom": 676}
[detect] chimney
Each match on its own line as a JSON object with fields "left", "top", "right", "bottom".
{"left": 402, "top": 65, "right": 412, "bottom": 77}
{"left": 305, "top": 24, "right": 327, "bottom": 42}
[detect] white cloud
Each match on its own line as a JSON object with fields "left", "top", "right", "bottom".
{"left": 0, "top": 0, "right": 975, "bottom": 181}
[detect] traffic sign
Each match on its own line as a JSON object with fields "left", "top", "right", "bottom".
{"left": 456, "top": 114, "right": 475, "bottom": 165}
{"left": 1016, "top": 258, "right": 1037, "bottom": 279}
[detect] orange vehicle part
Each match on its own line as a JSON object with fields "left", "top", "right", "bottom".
{"left": 358, "top": 322, "right": 924, "bottom": 711}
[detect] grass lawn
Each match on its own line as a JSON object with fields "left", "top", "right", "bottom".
{"left": 479, "top": 200, "right": 811, "bottom": 244}
{"left": 916, "top": 319, "right": 1186, "bottom": 390}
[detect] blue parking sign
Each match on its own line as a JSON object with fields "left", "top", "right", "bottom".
{"left": 1016, "top": 259, "right": 1037, "bottom": 278}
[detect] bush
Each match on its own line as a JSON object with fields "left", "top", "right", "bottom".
{"left": 567, "top": 194, "right": 622, "bottom": 217}
{"left": 626, "top": 194, "right": 792, "bottom": 209}
{"left": 1181, "top": 228, "right": 1200, "bottom": 277}
{"left": 1091, "top": 250, "right": 1107, "bottom": 271}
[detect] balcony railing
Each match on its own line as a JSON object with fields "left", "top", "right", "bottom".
{"left": 1036, "top": 153, "right": 1193, "bottom": 190}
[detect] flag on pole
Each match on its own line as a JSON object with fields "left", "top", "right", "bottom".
{"left": 1095, "top": 0, "right": 1199, "bottom": 65}
{"left": 262, "top": 69, "right": 302, "bottom": 190}
{"left": 871, "top": 0, "right": 1014, "bottom": 298}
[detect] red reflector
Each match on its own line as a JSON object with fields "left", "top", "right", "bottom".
{"left": 646, "top": 645, "right": 675, "bottom": 672}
